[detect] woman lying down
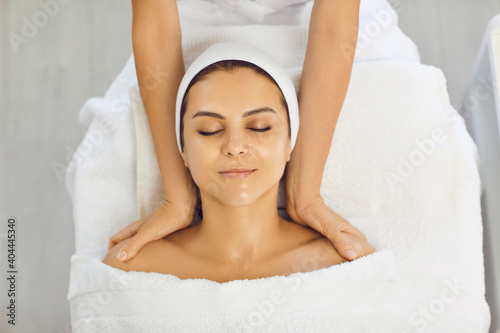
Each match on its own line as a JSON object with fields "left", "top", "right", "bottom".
{"left": 103, "top": 42, "right": 376, "bottom": 283}
{"left": 78, "top": 1, "right": 397, "bottom": 331}
{"left": 92, "top": 42, "right": 398, "bottom": 333}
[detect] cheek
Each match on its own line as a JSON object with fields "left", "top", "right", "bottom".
{"left": 184, "top": 142, "right": 215, "bottom": 180}
{"left": 252, "top": 118, "right": 289, "bottom": 148}
{"left": 258, "top": 137, "right": 289, "bottom": 172}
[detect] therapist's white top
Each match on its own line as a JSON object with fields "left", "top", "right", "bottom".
{"left": 177, "top": 0, "right": 314, "bottom": 27}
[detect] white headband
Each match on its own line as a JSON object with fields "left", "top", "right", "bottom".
{"left": 175, "top": 42, "right": 299, "bottom": 156}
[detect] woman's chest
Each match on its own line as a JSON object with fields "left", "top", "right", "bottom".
{"left": 156, "top": 237, "right": 346, "bottom": 283}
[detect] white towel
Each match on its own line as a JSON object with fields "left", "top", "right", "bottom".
{"left": 68, "top": 248, "right": 407, "bottom": 332}
{"left": 126, "top": 61, "right": 490, "bottom": 332}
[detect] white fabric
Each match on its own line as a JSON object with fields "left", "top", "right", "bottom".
{"left": 65, "top": 0, "right": 489, "bottom": 331}
{"left": 67, "top": 58, "right": 490, "bottom": 332}
{"left": 68, "top": 249, "right": 405, "bottom": 332}
{"left": 176, "top": 0, "right": 314, "bottom": 26}
{"left": 176, "top": 0, "right": 422, "bottom": 65}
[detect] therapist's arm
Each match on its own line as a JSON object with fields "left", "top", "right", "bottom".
{"left": 109, "top": 0, "right": 197, "bottom": 261}
{"left": 285, "top": 0, "right": 367, "bottom": 260}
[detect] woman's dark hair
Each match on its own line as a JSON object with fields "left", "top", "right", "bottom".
{"left": 179, "top": 59, "right": 291, "bottom": 152}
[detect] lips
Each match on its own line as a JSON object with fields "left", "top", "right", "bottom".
{"left": 219, "top": 167, "right": 257, "bottom": 179}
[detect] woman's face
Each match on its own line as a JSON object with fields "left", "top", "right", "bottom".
{"left": 181, "top": 68, "right": 291, "bottom": 206}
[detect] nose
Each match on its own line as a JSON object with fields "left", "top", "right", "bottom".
{"left": 223, "top": 130, "right": 249, "bottom": 156}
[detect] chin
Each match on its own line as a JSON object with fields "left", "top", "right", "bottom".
{"left": 217, "top": 193, "right": 257, "bottom": 207}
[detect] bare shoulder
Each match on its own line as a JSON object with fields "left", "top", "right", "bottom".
{"left": 305, "top": 230, "right": 377, "bottom": 267}
{"left": 102, "top": 238, "right": 177, "bottom": 273}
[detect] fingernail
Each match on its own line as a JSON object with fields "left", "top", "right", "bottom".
{"left": 117, "top": 251, "right": 127, "bottom": 261}
{"left": 346, "top": 250, "right": 357, "bottom": 260}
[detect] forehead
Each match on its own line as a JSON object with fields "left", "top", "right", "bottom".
{"left": 185, "top": 68, "right": 286, "bottom": 115}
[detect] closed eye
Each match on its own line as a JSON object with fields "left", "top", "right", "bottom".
{"left": 198, "top": 130, "right": 222, "bottom": 136}
{"left": 250, "top": 126, "right": 272, "bottom": 132}
{"left": 198, "top": 127, "right": 271, "bottom": 136}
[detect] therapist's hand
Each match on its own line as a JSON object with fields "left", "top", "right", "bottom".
{"left": 285, "top": 192, "right": 368, "bottom": 261}
{"left": 108, "top": 196, "right": 196, "bottom": 261}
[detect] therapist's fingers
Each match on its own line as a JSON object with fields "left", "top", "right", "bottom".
{"left": 109, "top": 219, "right": 144, "bottom": 250}
{"left": 111, "top": 198, "right": 197, "bottom": 261}
{"left": 322, "top": 217, "right": 359, "bottom": 261}
{"left": 344, "top": 223, "right": 368, "bottom": 241}
{"left": 115, "top": 223, "right": 164, "bottom": 261}
{"left": 312, "top": 201, "right": 367, "bottom": 242}
{"left": 297, "top": 199, "right": 360, "bottom": 261}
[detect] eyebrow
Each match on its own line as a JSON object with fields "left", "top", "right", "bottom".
{"left": 191, "top": 107, "right": 276, "bottom": 120}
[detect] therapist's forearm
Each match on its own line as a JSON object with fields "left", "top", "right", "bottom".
{"left": 287, "top": 0, "right": 359, "bottom": 198}
{"left": 132, "top": 0, "right": 194, "bottom": 201}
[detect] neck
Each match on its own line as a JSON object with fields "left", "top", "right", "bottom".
{"left": 194, "top": 182, "right": 285, "bottom": 267}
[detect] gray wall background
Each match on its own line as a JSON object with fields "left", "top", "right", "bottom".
{"left": 1, "top": 0, "right": 499, "bottom": 332}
